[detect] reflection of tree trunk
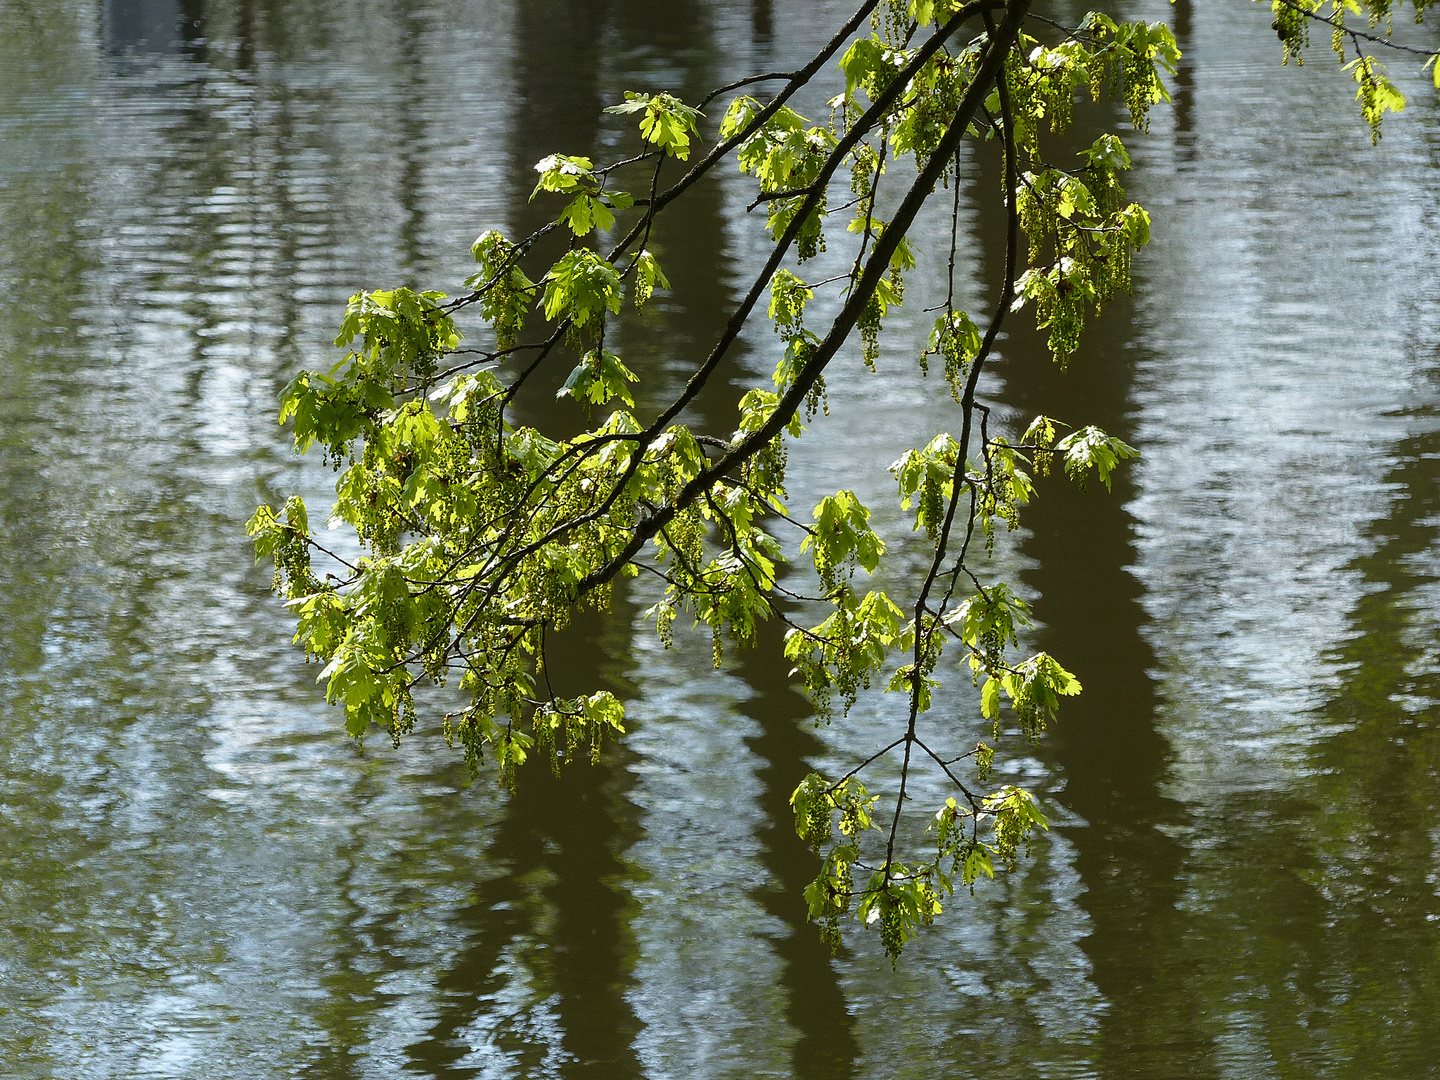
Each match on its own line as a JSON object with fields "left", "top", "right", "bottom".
{"left": 752, "top": 0, "right": 774, "bottom": 49}
{"left": 1141, "top": 415, "right": 1440, "bottom": 1076}
{"left": 973, "top": 120, "right": 1219, "bottom": 1071}
{"left": 597, "top": 3, "right": 859, "bottom": 1063}
{"left": 1169, "top": 0, "right": 1196, "bottom": 161}
{"left": 1009, "top": 316, "right": 1216, "bottom": 1078}
{"left": 178, "top": 0, "right": 206, "bottom": 61}
{"left": 403, "top": 605, "right": 646, "bottom": 1080}
{"left": 737, "top": 606, "right": 859, "bottom": 1080}
{"left": 309, "top": 831, "right": 412, "bottom": 1080}
{"left": 508, "top": 0, "right": 614, "bottom": 242}
{"left": 391, "top": 1, "right": 429, "bottom": 284}
{"left": 405, "top": 1, "right": 768, "bottom": 1072}
{"left": 398, "top": 5, "right": 648, "bottom": 1076}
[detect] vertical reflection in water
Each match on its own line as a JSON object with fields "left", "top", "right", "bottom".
{"left": 390, "top": 0, "right": 429, "bottom": 283}
{"left": 1305, "top": 136, "right": 1440, "bottom": 1078}
{"left": 1185, "top": 410, "right": 1440, "bottom": 1078}
{"left": 736, "top": 610, "right": 859, "bottom": 1080}
{"left": 401, "top": 607, "right": 644, "bottom": 1080}
{"left": 1168, "top": 0, "right": 1196, "bottom": 165}
{"left": 498, "top": 1, "right": 646, "bottom": 1070}
{"left": 238, "top": 11, "right": 309, "bottom": 386}
{"left": 322, "top": 11, "right": 453, "bottom": 1067}
{"left": 750, "top": 0, "right": 773, "bottom": 53}
{"left": 233, "top": 0, "right": 257, "bottom": 68}
{"left": 0, "top": 28, "right": 240, "bottom": 1078}
{"left": 507, "top": 0, "right": 612, "bottom": 224}
{"left": 103, "top": 0, "right": 181, "bottom": 52}
{"left": 178, "top": 0, "right": 206, "bottom": 62}
{"left": 1149, "top": 384, "right": 1440, "bottom": 1077}
{"left": 519, "top": 611, "right": 645, "bottom": 1080}
{"left": 599, "top": 0, "right": 749, "bottom": 430}
{"left": 1018, "top": 331, "right": 1216, "bottom": 1079}
{"left": 1162, "top": 104, "right": 1440, "bottom": 1058}
{"left": 144, "top": 50, "right": 236, "bottom": 428}
{"left": 404, "top": 4, "right": 645, "bottom": 1075}
{"left": 596, "top": 6, "right": 863, "bottom": 1071}
{"left": 974, "top": 124, "right": 1220, "bottom": 1074}
{"left": 491, "top": 0, "right": 613, "bottom": 414}
{"left": 309, "top": 825, "right": 412, "bottom": 1080}
{"left": 1299, "top": 404, "right": 1440, "bottom": 1073}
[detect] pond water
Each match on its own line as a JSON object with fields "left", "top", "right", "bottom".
{"left": 3, "top": 1, "right": 1440, "bottom": 1077}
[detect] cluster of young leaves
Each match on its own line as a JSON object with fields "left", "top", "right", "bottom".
{"left": 531, "top": 154, "right": 635, "bottom": 239}
{"left": 724, "top": 96, "right": 839, "bottom": 260}
{"left": 767, "top": 269, "right": 829, "bottom": 417}
{"left": 248, "top": 256, "right": 684, "bottom": 779}
{"left": 932, "top": 786, "right": 1050, "bottom": 894}
{"left": 919, "top": 310, "right": 982, "bottom": 402}
{"left": 790, "top": 773, "right": 879, "bottom": 949}
{"left": 274, "top": 287, "right": 459, "bottom": 467}
{"left": 827, "top": 23, "right": 953, "bottom": 371}
{"left": 253, "top": 0, "right": 1357, "bottom": 964}
{"left": 995, "top": 16, "right": 1176, "bottom": 364}
{"left": 790, "top": 757, "right": 1054, "bottom": 964}
{"left": 1265, "top": 0, "right": 1438, "bottom": 142}
{"left": 785, "top": 583, "right": 909, "bottom": 720}
{"left": 468, "top": 232, "right": 536, "bottom": 350}
{"left": 605, "top": 92, "right": 704, "bottom": 159}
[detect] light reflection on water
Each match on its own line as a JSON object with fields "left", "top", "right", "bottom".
{"left": 2, "top": 0, "right": 1439, "bottom": 1076}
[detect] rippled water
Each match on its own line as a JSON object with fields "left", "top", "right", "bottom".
{"left": 3, "top": 1, "right": 1440, "bottom": 1076}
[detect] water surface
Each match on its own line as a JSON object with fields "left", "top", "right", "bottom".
{"left": 2, "top": 1, "right": 1440, "bottom": 1076}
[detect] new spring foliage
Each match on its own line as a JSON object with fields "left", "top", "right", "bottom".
{"left": 249, "top": 0, "right": 1436, "bottom": 961}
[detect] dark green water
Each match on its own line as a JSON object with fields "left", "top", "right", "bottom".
{"left": 2, "top": 1, "right": 1440, "bottom": 1076}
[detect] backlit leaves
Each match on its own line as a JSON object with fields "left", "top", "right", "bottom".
{"left": 468, "top": 231, "right": 535, "bottom": 349}
{"left": 632, "top": 250, "right": 669, "bottom": 308}
{"left": 1263, "top": 0, "right": 1437, "bottom": 139}
{"left": 605, "top": 91, "right": 703, "bottom": 158}
{"left": 245, "top": 0, "right": 1269, "bottom": 967}
{"left": 541, "top": 249, "right": 623, "bottom": 328}
{"left": 785, "top": 588, "right": 909, "bottom": 718}
{"left": 1056, "top": 425, "right": 1140, "bottom": 490}
{"left": 557, "top": 349, "right": 639, "bottom": 407}
{"left": 732, "top": 101, "right": 836, "bottom": 260}
{"left": 1346, "top": 53, "right": 1406, "bottom": 141}
{"left": 802, "top": 489, "right": 885, "bottom": 590}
